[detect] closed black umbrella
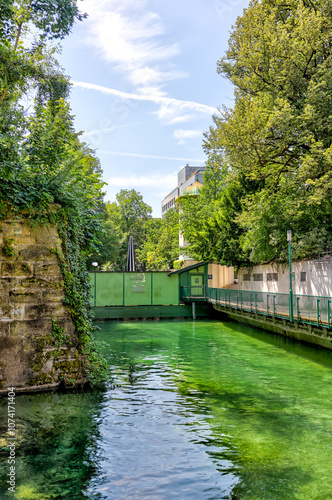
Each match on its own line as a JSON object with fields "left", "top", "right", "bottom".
{"left": 126, "top": 236, "right": 136, "bottom": 272}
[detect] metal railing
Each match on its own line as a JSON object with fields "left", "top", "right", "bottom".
{"left": 207, "top": 288, "right": 331, "bottom": 329}
{"left": 180, "top": 285, "right": 206, "bottom": 301}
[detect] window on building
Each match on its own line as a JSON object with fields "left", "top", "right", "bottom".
{"left": 267, "top": 273, "right": 278, "bottom": 281}
{"left": 243, "top": 274, "right": 250, "bottom": 281}
{"left": 300, "top": 272, "right": 306, "bottom": 282}
{"left": 253, "top": 273, "right": 263, "bottom": 281}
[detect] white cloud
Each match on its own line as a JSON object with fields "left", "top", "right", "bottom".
{"left": 71, "top": 81, "right": 218, "bottom": 116}
{"left": 173, "top": 128, "right": 203, "bottom": 144}
{"left": 101, "top": 150, "right": 205, "bottom": 162}
{"left": 75, "top": 0, "right": 217, "bottom": 123}
{"left": 80, "top": 0, "right": 181, "bottom": 88}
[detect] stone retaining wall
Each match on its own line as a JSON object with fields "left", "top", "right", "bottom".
{"left": 0, "top": 214, "right": 84, "bottom": 391}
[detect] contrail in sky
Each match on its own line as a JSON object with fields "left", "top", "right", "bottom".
{"left": 71, "top": 81, "right": 218, "bottom": 115}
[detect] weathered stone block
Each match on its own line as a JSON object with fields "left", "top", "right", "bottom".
{"left": 1, "top": 262, "right": 33, "bottom": 277}
{"left": 0, "top": 322, "right": 10, "bottom": 337}
{"left": 13, "top": 236, "right": 37, "bottom": 245}
{"left": 0, "top": 301, "right": 11, "bottom": 319}
{"left": 42, "top": 289, "right": 65, "bottom": 303}
{"left": 24, "top": 303, "right": 68, "bottom": 320}
{"left": 20, "top": 277, "right": 63, "bottom": 289}
{"left": 10, "top": 319, "right": 53, "bottom": 337}
{"left": 33, "top": 262, "right": 62, "bottom": 279}
{"left": 9, "top": 289, "right": 42, "bottom": 304}
{"left": 55, "top": 317, "right": 76, "bottom": 337}
{"left": 10, "top": 318, "right": 52, "bottom": 339}
{"left": 1, "top": 222, "right": 21, "bottom": 236}
{"left": 32, "top": 226, "right": 60, "bottom": 247}
{"left": 18, "top": 246, "right": 57, "bottom": 261}
{"left": 10, "top": 305, "right": 25, "bottom": 320}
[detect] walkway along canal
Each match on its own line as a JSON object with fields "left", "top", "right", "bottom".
{"left": 1, "top": 318, "right": 332, "bottom": 499}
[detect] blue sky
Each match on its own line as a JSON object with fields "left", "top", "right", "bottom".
{"left": 59, "top": 0, "right": 249, "bottom": 216}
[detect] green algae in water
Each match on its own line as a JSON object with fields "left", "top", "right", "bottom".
{"left": 0, "top": 391, "right": 105, "bottom": 500}
{"left": 95, "top": 320, "right": 332, "bottom": 500}
{"left": 1, "top": 318, "right": 332, "bottom": 499}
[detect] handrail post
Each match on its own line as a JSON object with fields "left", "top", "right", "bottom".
{"left": 250, "top": 293, "right": 253, "bottom": 313}
{"left": 288, "top": 233, "right": 294, "bottom": 322}
{"left": 273, "top": 295, "right": 276, "bottom": 318}
{"left": 237, "top": 292, "right": 239, "bottom": 310}
{"left": 240, "top": 292, "right": 243, "bottom": 311}
{"left": 255, "top": 293, "right": 258, "bottom": 314}
{"left": 267, "top": 294, "right": 270, "bottom": 316}
{"left": 297, "top": 297, "right": 300, "bottom": 323}
{"left": 328, "top": 300, "right": 331, "bottom": 329}
{"left": 317, "top": 299, "right": 320, "bottom": 327}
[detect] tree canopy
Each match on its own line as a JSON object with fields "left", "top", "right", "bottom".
{"left": 185, "top": 0, "right": 332, "bottom": 266}
{"left": 137, "top": 208, "right": 179, "bottom": 271}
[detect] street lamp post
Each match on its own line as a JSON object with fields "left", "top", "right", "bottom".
{"left": 287, "top": 230, "right": 294, "bottom": 322}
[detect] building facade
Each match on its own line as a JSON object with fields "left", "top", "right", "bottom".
{"left": 161, "top": 164, "right": 206, "bottom": 218}
{"left": 237, "top": 258, "right": 332, "bottom": 297}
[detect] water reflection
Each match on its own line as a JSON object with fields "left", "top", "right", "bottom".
{"left": 1, "top": 318, "right": 332, "bottom": 499}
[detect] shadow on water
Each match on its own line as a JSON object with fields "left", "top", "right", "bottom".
{"left": 223, "top": 318, "right": 332, "bottom": 369}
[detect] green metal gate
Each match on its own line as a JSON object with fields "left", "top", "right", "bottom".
{"left": 89, "top": 272, "right": 179, "bottom": 307}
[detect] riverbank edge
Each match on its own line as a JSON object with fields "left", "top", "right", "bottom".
{"left": 213, "top": 304, "right": 332, "bottom": 350}
{"left": 92, "top": 303, "right": 213, "bottom": 320}
{"left": 0, "top": 378, "right": 91, "bottom": 397}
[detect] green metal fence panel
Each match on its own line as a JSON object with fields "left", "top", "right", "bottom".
{"left": 207, "top": 288, "right": 332, "bottom": 328}
{"left": 90, "top": 272, "right": 180, "bottom": 307}
{"left": 124, "top": 272, "right": 152, "bottom": 306}
{"left": 89, "top": 273, "right": 95, "bottom": 306}
{"left": 293, "top": 294, "right": 331, "bottom": 327}
{"left": 152, "top": 273, "right": 179, "bottom": 305}
{"left": 95, "top": 272, "right": 124, "bottom": 306}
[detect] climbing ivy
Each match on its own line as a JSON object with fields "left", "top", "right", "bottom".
{"left": 0, "top": 0, "right": 111, "bottom": 388}
{"left": 0, "top": 164, "right": 110, "bottom": 388}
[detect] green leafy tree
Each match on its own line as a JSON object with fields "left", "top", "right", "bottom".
{"left": 137, "top": 208, "right": 180, "bottom": 271}
{"left": 180, "top": 164, "right": 251, "bottom": 266}
{"left": 90, "top": 190, "right": 153, "bottom": 271}
{"left": 202, "top": 0, "right": 332, "bottom": 264}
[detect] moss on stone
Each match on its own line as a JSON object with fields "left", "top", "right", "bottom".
{"left": 27, "top": 373, "right": 54, "bottom": 386}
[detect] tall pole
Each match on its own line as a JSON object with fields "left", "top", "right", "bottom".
{"left": 287, "top": 230, "right": 294, "bottom": 322}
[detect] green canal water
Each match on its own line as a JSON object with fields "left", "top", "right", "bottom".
{"left": 1, "top": 319, "right": 332, "bottom": 499}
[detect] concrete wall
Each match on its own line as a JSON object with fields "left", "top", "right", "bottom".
{"left": 237, "top": 260, "right": 332, "bottom": 296}
{"left": 175, "top": 261, "right": 235, "bottom": 288}
{"left": 213, "top": 304, "right": 332, "bottom": 351}
{"left": 208, "top": 263, "right": 234, "bottom": 289}
{"left": 0, "top": 213, "right": 84, "bottom": 392}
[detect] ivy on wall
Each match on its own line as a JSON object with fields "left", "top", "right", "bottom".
{"left": 0, "top": 176, "right": 110, "bottom": 387}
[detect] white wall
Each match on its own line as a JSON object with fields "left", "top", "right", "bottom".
{"left": 208, "top": 263, "right": 234, "bottom": 289}
{"left": 237, "top": 260, "right": 332, "bottom": 297}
